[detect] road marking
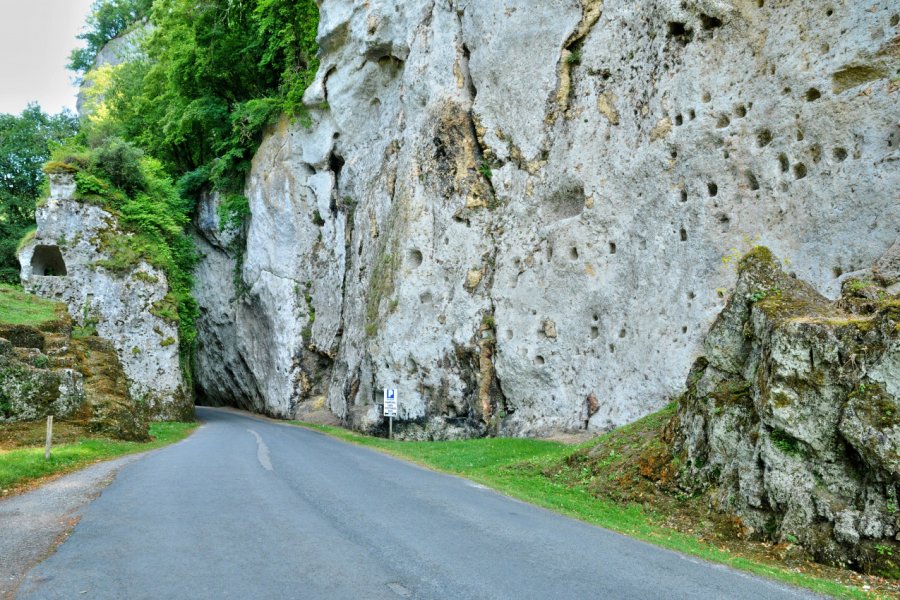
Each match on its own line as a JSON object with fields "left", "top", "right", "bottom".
{"left": 247, "top": 429, "right": 273, "bottom": 471}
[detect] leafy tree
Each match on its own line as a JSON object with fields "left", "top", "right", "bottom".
{"left": 68, "top": 0, "right": 153, "bottom": 75}
{"left": 91, "top": 0, "right": 319, "bottom": 212}
{"left": 0, "top": 105, "right": 79, "bottom": 283}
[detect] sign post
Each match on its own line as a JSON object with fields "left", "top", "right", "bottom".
{"left": 383, "top": 388, "right": 398, "bottom": 439}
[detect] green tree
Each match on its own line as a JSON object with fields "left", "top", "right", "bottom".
{"left": 0, "top": 105, "right": 79, "bottom": 283}
{"left": 68, "top": 0, "right": 153, "bottom": 75}
{"left": 94, "top": 0, "right": 318, "bottom": 207}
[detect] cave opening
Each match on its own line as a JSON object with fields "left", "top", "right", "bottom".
{"left": 30, "top": 245, "right": 68, "bottom": 276}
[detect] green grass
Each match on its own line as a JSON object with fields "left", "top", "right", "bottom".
{"left": 0, "top": 284, "right": 63, "bottom": 326}
{"left": 0, "top": 421, "right": 197, "bottom": 492}
{"left": 292, "top": 421, "right": 878, "bottom": 600}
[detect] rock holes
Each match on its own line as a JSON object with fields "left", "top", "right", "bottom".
{"left": 825, "top": 7, "right": 833, "bottom": 17}
{"left": 609, "top": 242, "right": 617, "bottom": 254}
{"left": 674, "top": 114, "right": 683, "bottom": 126}
{"left": 592, "top": 313, "right": 599, "bottom": 322}
{"left": 679, "top": 228, "right": 688, "bottom": 242}
{"left": 569, "top": 247, "right": 579, "bottom": 260}
{"left": 505, "top": 329, "right": 513, "bottom": 340}
{"left": 700, "top": 14, "right": 723, "bottom": 30}
{"left": 796, "top": 129, "right": 805, "bottom": 142}
{"left": 832, "top": 266, "right": 843, "bottom": 278}
{"left": 734, "top": 104, "right": 747, "bottom": 118}
{"left": 778, "top": 154, "right": 790, "bottom": 172}
{"left": 757, "top": 129, "right": 773, "bottom": 147}
{"left": 408, "top": 249, "right": 423, "bottom": 268}
{"left": 757, "top": 0, "right": 764, "bottom": 6}
{"left": 667, "top": 22, "right": 693, "bottom": 44}
{"left": 618, "top": 328, "right": 626, "bottom": 338}
{"left": 746, "top": 171, "right": 760, "bottom": 191}
{"left": 833, "top": 147, "right": 848, "bottom": 161}
{"left": 680, "top": 189, "right": 688, "bottom": 202}
{"left": 805, "top": 88, "right": 822, "bottom": 101}
{"left": 608, "top": 343, "right": 616, "bottom": 353}
{"left": 590, "top": 326, "right": 599, "bottom": 339}
{"left": 687, "top": 291, "right": 696, "bottom": 300}
{"left": 707, "top": 182, "right": 718, "bottom": 197}
{"left": 701, "top": 91, "right": 711, "bottom": 103}
{"left": 794, "top": 163, "right": 808, "bottom": 179}
{"left": 534, "top": 355, "right": 546, "bottom": 366}
{"left": 891, "top": 14, "right": 899, "bottom": 27}
{"left": 419, "top": 291, "right": 433, "bottom": 304}
{"left": 681, "top": 326, "right": 688, "bottom": 333}
{"left": 716, "top": 114, "right": 731, "bottom": 128}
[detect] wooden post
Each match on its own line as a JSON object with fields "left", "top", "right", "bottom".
{"left": 44, "top": 415, "right": 53, "bottom": 460}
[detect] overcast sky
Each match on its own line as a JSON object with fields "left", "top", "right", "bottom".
{"left": 0, "top": 0, "right": 96, "bottom": 116}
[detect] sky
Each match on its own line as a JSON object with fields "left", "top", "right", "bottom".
{"left": 0, "top": 0, "right": 96, "bottom": 116}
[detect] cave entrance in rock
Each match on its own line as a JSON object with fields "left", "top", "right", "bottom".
{"left": 31, "top": 245, "right": 68, "bottom": 276}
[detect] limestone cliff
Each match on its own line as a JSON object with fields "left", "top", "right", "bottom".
{"left": 19, "top": 175, "right": 191, "bottom": 421}
{"left": 194, "top": 0, "right": 899, "bottom": 437}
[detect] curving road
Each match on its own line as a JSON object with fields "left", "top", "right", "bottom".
{"left": 17, "top": 407, "right": 818, "bottom": 599}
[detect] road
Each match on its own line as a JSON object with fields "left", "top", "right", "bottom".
{"left": 16, "top": 407, "right": 817, "bottom": 599}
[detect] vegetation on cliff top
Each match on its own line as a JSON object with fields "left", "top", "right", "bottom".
{"left": 80, "top": 0, "right": 320, "bottom": 222}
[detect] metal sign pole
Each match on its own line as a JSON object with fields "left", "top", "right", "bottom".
{"left": 389, "top": 416, "right": 393, "bottom": 440}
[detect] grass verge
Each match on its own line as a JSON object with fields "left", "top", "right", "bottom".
{"left": 0, "top": 284, "right": 64, "bottom": 326}
{"left": 0, "top": 421, "right": 197, "bottom": 495}
{"left": 291, "top": 413, "right": 897, "bottom": 600}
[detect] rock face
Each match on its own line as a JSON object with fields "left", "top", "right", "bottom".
{"left": 195, "top": 0, "right": 899, "bottom": 437}
{"left": 19, "top": 176, "right": 191, "bottom": 421}
{"left": 672, "top": 248, "right": 899, "bottom": 575}
{"left": 0, "top": 302, "right": 148, "bottom": 440}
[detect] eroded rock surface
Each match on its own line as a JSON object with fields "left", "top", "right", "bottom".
{"left": 19, "top": 178, "right": 190, "bottom": 421}
{"left": 673, "top": 248, "right": 899, "bottom": 576}
{"left": 195, "top": 0, "right": 899, "bottom": 437}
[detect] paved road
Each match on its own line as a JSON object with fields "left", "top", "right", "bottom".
{"left": 17, "top": 407, "right": 817, "bottom": 599}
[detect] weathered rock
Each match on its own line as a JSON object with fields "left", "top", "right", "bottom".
{"left": 195, "top": 0, "right": 899, "bottom": 437}
{"left": 0, "top": 337, "right": 85, "bottom": 423}
{"left": 18, "top": 184, "right": 190, "bottom": 421}
{"left": 672, "top": 248, "right": 900, "bottom": 576}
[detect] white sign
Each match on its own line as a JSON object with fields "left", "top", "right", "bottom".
{"left": 383, "top": 388, "right": 398, "bottom": 418}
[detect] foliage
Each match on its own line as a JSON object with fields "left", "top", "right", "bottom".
{"left": 85, "top": 0, "right": 320, "bottom": 223}
{"left": 50, "top": 138, "right": 199, "bottom": 357}
{"left": 68, "top": 0, "right": 153, "bottom": 75}
{"left": 0, "top": 105, "right": 79, "bottom": 283}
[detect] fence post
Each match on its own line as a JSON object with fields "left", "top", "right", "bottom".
{"left": 44, "top": 415, "right": 53, "bottom": 460}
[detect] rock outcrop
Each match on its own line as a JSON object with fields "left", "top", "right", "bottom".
{"left": 194, "top": 0, "right": 899, "bottom": 437}
{"left": 19, "top": 175, "right": 191, "bottom": 421}
{"left": 0, "top": 291, "right": 147, "bottom": 440}
{"left": 672, "top": 247, "right": 899, "bottom": 576}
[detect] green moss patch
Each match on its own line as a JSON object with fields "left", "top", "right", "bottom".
{"left": 0, "top": 285, "right": 65, "bottom": 327}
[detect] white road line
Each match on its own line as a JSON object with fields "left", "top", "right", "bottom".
{"left": 247, "top": 429, "right": 273, "bottom": 471}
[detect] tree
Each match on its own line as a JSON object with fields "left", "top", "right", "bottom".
{"left": 69, "top": 0, "right": 153, "bottom": 75}
{"left": 0, "top": 105, "right": 79, "bottom": 283}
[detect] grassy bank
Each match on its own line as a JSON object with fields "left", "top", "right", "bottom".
{"left": 0, "top": 421, "right": 197, "bottom": 495}
{"left": 0, "top": 284, "right": 64, "bottom": 326}
{"left": 293, "top": 413, "right": 897, "bottom": 600}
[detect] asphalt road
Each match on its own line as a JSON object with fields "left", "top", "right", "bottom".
{"left": 17, "top": 407, "right": 818, "bottom": 599}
